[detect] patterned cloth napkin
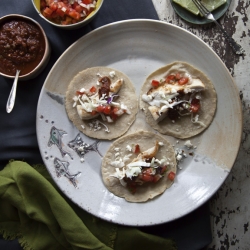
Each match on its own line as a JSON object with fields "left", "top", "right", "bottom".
{"left": 0, "top": 161, "right": 176, "bottom": 250}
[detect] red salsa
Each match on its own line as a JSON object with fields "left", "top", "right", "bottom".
{"left": 0, "top": 19, "right": 45, "bottom": 76}
{"left": 40, "top": 0, "right": 97, "bottom": 25}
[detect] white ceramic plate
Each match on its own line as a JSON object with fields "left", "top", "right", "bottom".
{"left": 36, "top": 19, "right": 242, "bottom": 226}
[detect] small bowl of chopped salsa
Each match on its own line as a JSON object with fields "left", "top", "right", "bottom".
{"left": 0, "top": 14, "right": 50, "bottom": 80}
{"left": 32, "top": 0, "right": 104, "bottom": 29}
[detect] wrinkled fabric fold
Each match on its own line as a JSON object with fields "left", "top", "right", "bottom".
{"left": 0, "top": 161, "right": 176, "bottom": 250}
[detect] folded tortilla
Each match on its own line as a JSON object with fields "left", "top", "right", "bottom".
{"left": 139, "top": 61, "right": 217, "bottom": 139}
{"left": 101, "top": 131, "right": 177, "bottom": 202}
{"left": 65, "top": 67, "right": 138, "bottom": 140}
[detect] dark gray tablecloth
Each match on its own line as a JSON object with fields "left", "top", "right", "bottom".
{"left": 0, "top": 1, "right": 212, "bottom": 249}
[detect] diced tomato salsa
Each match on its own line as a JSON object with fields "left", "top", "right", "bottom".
{"left": 190, "top": 98, "right": 200, "bottom": 113}
{"left": 165, "top": 72, "right": 189, "bottom": 85}
{"left": 126, "top": 164, "right": 174, "bottom": 194}
{"left": 40, "top": 0, "right": 97, "bottom": 25}
{"left": 151, "top": 79, "right": 160, "bottom": 88}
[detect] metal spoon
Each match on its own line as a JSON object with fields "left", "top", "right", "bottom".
{"left": 6, "top": 70, "right": 21, "bottom": 113}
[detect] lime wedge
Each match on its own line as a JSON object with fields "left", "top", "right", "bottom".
{"left": 173, "top": 0, "right": 227, "bottom": 16}
{"left": 173, "top": 0, "right": 199, "bottom": 15}
{"left": 201, "top": 0, "right": 227, "bottom": 11}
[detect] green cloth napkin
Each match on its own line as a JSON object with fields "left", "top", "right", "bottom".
{"left": 0, "top": 161, "right": 176, "bottom": 250}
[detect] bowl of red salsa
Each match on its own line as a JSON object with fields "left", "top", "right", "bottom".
{"left": 0, "top": 14, "right": 50, "bottom": 80}
{"left": 32, "top": 0, "right": 104, "bottom": 29}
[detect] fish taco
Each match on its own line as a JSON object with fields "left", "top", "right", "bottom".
{"left": 65, "top": 67, "right": 138, "bottom": 140}
{"left": 101, "top": 131, "right": 177, "bottom": 202}
{"left": 140, "top": 61, "right": 217, "bottom": 139}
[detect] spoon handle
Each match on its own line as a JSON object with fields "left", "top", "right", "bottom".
{"left": 6, "top": 70, "right": 21, "bottom": 113}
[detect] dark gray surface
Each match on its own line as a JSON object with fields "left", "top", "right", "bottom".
{"left": 0, "top": 1, "right": 211, "bottom": 249}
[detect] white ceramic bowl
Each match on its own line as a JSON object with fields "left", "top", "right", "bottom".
{"left": 32, "top": 0, "right": 104, "bottom": 30}
{"left": 0, "top": 14, "right": 50, "bottom": 81}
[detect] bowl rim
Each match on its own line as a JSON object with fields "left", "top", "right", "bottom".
{"left": 0, "top": 14, "right": 50, "bottom": 80}
{"left": 31, "top": 0, "right": 104, "bottom": 29}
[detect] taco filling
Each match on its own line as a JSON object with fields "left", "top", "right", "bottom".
{"left": 73, "top": 73, "right": 131, "bottom": 129}
{"left": 142, "top": 65, "right": 205, "bottom": 126}
{"left": 110, "top": 141, "right": 176, "bottom": 194}
{"left": 140, "top": 62, "right": 217, "bottom": 139}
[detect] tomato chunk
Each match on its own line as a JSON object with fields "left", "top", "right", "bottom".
{"left": 68, "top": 11, "right": 81, "bottom": 20}
{"left": 89, "top": 86, "right": 97, "bottom": 93}
{"left": 96, "top": 105, "right": 105, "bottom": 112}
{"left": 43, "top": 7, "right": 53, "bottom": 16}
{"left": 141, "top": 174, "right": 154, "bottom": 182}
{"left": 190, "top": 98, "right": 200, "bottom": 113}
{"left": 178, "top": 77, "right": 189, "bottom": 85}
{"left": 103, "top": 105, "right": 111, "bottom": 114}
{"left": 168, "top": 171, "right": 176, "bottom": 181}
{"left": 166, "top": 74, "right": 175, "bottom": 83}
{"left": 56, "top": 8, "right": 65, "bottom": 17}
{"left": 40, "top": 0, "right": 96, "bottom": 25}
{"left": 151, "top": 79, "right": 160, "bottom": 88}
{"left": 50, "top": 3, "right": 58, "bottom": 11}
{"left": 134, "top": 144, "right": 140, "bottom": 153}
{"left": 74, "top": 5, "right": 84, "bottom": 13}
